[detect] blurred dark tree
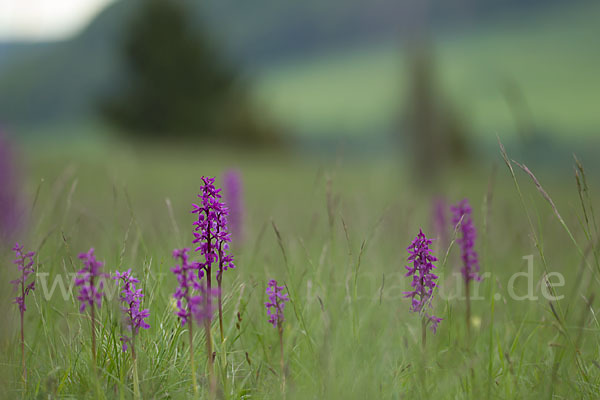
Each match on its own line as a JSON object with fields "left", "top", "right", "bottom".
{"left": 402, "top": 45, "right": 470, "bottom": 180}
{"left": 100, "top": 0, "right": 280, "bottom": 144}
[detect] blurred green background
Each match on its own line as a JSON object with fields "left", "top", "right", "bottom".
{"left": 0, "top": 0, "right": 598, "bottom": 169}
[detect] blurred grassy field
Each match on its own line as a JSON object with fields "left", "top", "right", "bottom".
{"left": 1, "top": 143, "right": 600, "bottom": 398}
{"left": 254, "top": 1, "right": 600, "bottom": 139}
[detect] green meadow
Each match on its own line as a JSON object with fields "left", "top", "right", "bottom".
{"left": 2, "top": 143, "right": 600, "bottom": 399}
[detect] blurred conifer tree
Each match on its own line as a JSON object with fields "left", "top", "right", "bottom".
{"left": 403, "top": 45, "right": 469, "bottom": 180}
{"left": 101, "top": 0, "right": 280, "bottom": 145}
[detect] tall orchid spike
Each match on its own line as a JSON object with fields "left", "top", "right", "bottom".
{"left": 403, "top": 230, "right": 442, "bottom": 334}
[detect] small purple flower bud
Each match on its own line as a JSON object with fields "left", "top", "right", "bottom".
{"left": 171, "top": 248, "right": 201, "bottom": 326}
{"left": 75, "top": 248, "right": 108, "bottom": 313}
{"left": 432, "top": 197, "right": 448, "bottom": 250}
{"left": 113, "top": 269, "right": 150, "bottom": 352}
{"left": 0, "top": 135, "right": 23, "bottom": 240}
{"left": 451, "top": 199, "right": 481, "bottom": 283}
{"left": 189, "top": 284, "right": 220, "bottom": 325}
{"left": 223, "top": 169, "right": 244, "bottom": 244}
{"left": 11, "top": 243, "right": 35, "bottom": 313}
{"left": 265, "top": 279, "right": 289, "bottom": 328}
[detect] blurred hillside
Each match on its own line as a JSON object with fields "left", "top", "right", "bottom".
{"left": 255, "top": 1, "right": 600, "bottom": 139}
{"left": 0, "top": 0, "right": 598, "bottom": 149}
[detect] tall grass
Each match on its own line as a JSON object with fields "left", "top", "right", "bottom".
{"left": 1, "top": 144, "right": 599, "bottom": 399}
